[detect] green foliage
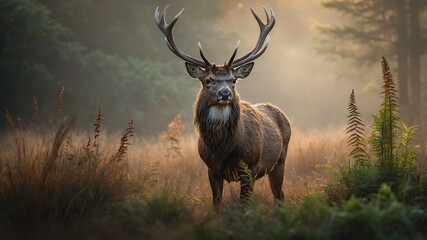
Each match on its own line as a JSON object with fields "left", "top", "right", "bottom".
{"left": 369, "top": 57, "right": 401, "bottom": 180}
{"left": 340, "top": 164, "right": 381, "bottom": 199}
{"left": 346, "top": 89, "right": 370, "bottom": 166}
{"left": 77, "top": 50, "right": 194, "bottom": 128}
{"left": 113, "top": 191, "right": 192, "bottom": 229}
{"left": 108, "top": 187, "right": 427, "bottom": 240}
{"left": 0, "top": 0, "right": 231, "bottom": 133}
{"left": 397, "top": 123, "right": 419, "bottom": 171}
{"left": 323, "top": 57, "right": 422, "bottom": 202}
{"left": 368, "top": 57, "right": 420, "bottom": 184}
{"left": 239, "top": 160, "right": 254, "bottom": 205}
{"left": 0, "top": 0, "right": 70, "bottom": 117}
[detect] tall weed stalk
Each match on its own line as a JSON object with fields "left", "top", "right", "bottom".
{"left": 0, "top": 97, "right": 136, "bottom": 226}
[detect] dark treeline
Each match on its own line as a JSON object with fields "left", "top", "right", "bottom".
{"left": 0, "top": 0, "right": 233, "bottom": 133}
{"left": 315, "top": 0, "right": 427, "bottom": 123}
{"left": 2, "top": 0, "right": 426, "bottom": 134}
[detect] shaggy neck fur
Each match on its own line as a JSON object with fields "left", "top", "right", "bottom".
{"left": 208, "top": 105, "right": 231, "bottom": 122}
{"left": 194, "top": 93, "right": 241, "bottom": 166}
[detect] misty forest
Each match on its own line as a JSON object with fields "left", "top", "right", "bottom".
{"left": 1, "top": 0, "right": 427, "bottom": 239}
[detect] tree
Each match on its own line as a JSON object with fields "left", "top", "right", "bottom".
{"left": 0, "top": 0, "right": 72, "bottom": 118}
{"left": 315, "top": 0, "right": 427, "bottom": 121}
{"left": 0, "top": 0, "right": 230, "bottom": 133}
{"left": 408, "top": 0, "right": 423, "bottom": 112}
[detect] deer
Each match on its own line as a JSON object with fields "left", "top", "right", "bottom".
{"left": 155, "top": 5, "right": 291, "bottom": 208}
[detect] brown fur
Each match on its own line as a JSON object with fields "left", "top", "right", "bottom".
{"left": 155, "top": 5, "right": 288, "bottom": 207}
{"left": 193, "top": 65, "right": 291, "bottom": 206}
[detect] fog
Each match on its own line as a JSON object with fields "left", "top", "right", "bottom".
{"left": 166, "top": 0, "right": 389, "bottom": 130}
{"left": 2, "top": 0, "right": 425, "bottom": 134}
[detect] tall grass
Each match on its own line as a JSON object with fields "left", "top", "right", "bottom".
{"left": 0, "top": 91, "right": 350, "bottom": 238}
{"left": 126, "top": 126, "right": 347, "bottom": 208}
{"left": 1, "top": 62, "right": 426, "bottom": 238}
{"left": 0, "top": 96, "right": 137, "bottom": 227}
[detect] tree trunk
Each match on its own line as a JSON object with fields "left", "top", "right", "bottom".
{"left": 409, "top": 0, "right": 421, "bottom": 119}
{"left": 395, "top": 0, "right": 410, "bottom": 116}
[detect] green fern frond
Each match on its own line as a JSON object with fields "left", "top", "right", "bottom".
{"left": 397, "top": 122, "right": 419, "bottom": 171}
{"left": 346, "top": 89, "right": 369, "bottom": 166}
{"left": 369, "top": 57, "right": 401, "bottom": 178}
{"left": 316, "top": 164, "right": 341, "bottom": 181}
{"left": 239, "top": 160, "right": 253, "bottom": 187}
{"left": 239, "top": 160, "right": 254, "bottom": 204}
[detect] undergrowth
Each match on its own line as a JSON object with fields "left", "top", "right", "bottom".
{"left": 107, "top": 184, "right": 427, "bottom": 240}
{"left": 320, "top": 57, "right": 426, "bottom": 205}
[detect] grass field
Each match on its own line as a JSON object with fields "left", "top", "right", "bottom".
{"left": 1, "top": 60, "right": 427, "bottom": 238}
{"left": 0, "top": 112, "right": 426, "bottom": 239}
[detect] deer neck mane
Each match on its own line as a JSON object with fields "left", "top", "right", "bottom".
{"left": 194, "top": 95, "right": 241, "bottom": 156}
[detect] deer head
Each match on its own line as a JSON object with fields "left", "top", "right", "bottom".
{"left": 155, "top": 5, "right": 275, "bottom": 107}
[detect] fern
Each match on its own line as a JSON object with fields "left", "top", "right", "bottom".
{"left": 369, "top": 57, "right": 400, "bottom": 179}
{"left": 316, "top": 163, "right": 341, "bottom": 181}
{"left": 396, "top": 123, "right": 419, "bottom": 172}
{"left": 239, "top": 160, "right": 254, "bottom": 205}
{"left": 323, "top": 57, "right": 421, "bottom": 201}
{"left": 346, "top": 89, "right": 369, "bottom": 167}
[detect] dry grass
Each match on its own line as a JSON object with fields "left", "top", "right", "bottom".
{"left": 0, "top": 117, "right": 135, "bottom": 226}
{"left": 0, "top": 88, "right": 364, "bottom": 231}
{"left": 0, "top": 114, "right": 349, "bottom": 225}
{"left": 2, "top": 109, "right": 426, "bottom": 239}
{"left": 126, "top": 124, "right": 349, "bottom": 208}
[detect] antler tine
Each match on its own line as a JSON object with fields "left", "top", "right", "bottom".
{"left": 250, "top": 6, "right": 263, "bottom": 26}
{"left": 155, "top": 7, "right": 160, "bottom": 24}
{"left": 229, "top": 7, "right": 276, "bottom": 68}
{"left": 263, "top": 6, "right": 270, "bottom": 24}
{"left": 231, "top": 37, "right": 269, "bottom": 68}
{"left": 245, "top": 37, "right": 269, "bottom": 63}
{"left": 168, "top": 8, "right": 183, "bottom": 29}
{"left": 160, "top": 5, "right": 168, "bottom": 25}
{"left": 154, "top": 6, "right": 210, "bottom": 68}
{"left": 154, "top": 5, "right": 167, "bottom": 26}
{"left": 270, "top": 8, "right": 276, "bottom": 23}
{"left": 227, "top": 40, "right": 240, "bottom": 66}
{"left": 198, "top": 42, "right": 211, "bottom": 66}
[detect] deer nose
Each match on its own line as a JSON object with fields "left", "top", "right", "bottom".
{"left": 219, "top": 89, "right": 231, "bottom": 100}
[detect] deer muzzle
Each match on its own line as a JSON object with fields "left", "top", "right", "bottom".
{"left": 217, "top": 88, "right": 232, "bottom": 105}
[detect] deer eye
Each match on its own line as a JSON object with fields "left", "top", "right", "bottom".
{"left": 206, "top": 79, "right": 211, "bottom": 85}
{"left": 232, "top": 79, "right": 237, "bottom": 84}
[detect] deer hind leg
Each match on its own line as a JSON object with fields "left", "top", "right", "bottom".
{"left": 268, "top": 158, "right": 285, "bottom": 202}
{"left": 208, "top": 169, "right": 223, "bottom": 211}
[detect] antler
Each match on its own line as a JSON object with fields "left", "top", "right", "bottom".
{"left": 155, "top": 5, "right": 211, "bottom": 68}
{"left": 228, "top": 6, "right": 276, "bottom": 68}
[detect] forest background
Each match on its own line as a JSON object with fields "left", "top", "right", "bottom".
{"left": 2, "top": 0, "right": 425, "bottom": 134}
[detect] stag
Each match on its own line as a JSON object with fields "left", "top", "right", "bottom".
{"left": 155, "top": 5, "right": 291, "bottom": 207}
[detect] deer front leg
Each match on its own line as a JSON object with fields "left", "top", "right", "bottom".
{"left": 208, "top": 168, "right": 223, "bottom": 210}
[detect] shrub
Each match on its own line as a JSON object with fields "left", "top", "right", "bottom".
{"left": 321, "top": 57, "right": 423, "bottom": 202}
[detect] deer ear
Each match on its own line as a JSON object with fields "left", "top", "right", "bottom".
{"left": 185, "top": 62, "right": 206, "bottom": 78}
{"left": 233, "top": 62, "right": 254, "bottom": 79}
